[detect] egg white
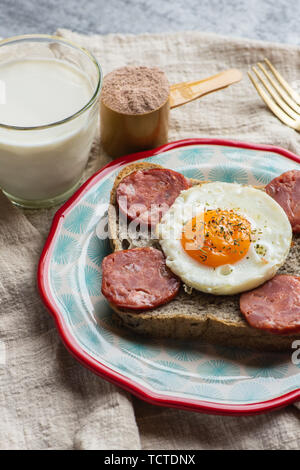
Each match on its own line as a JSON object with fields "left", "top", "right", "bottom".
{"left": 157, "top": 182, "right": 292, "bottom": 295}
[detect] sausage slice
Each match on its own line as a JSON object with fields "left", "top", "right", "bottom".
{"left": 101, "top": 247, "right": 180, "bottom": 310}
{"left": 265, "top": 170, "right": 300, "bottom": 233}
{"left": 116, "top": 168, "right": 191, "bottom": 227}
{"left": 240, "top": 274, "right": 300, "bottom": 335}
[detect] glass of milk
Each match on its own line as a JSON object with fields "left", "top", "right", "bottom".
{"left": 0, "top": 34, "right": 102, "bottom": 208}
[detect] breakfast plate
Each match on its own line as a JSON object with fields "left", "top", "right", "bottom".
{"left": 38, "top": 138, "right": 300, "bottom": 415}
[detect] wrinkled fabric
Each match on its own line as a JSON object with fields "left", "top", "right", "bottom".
{"left": 0, "top": 29, "right": 299, "bottom": 449}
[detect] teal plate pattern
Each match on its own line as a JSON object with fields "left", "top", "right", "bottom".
{"left": 39, "top": 139, "right": 300, "bottom": 414}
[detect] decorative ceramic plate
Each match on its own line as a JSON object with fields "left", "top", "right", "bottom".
{"left": 38, "top": 138, "right": 300, "bottom": 415}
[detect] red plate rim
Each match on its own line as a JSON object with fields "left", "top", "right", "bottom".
{"left": 38, "top": 137, "right": 300, "bottom": 416}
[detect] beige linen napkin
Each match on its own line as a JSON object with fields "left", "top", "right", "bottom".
{"left": 0, "top": 29, "right": 299, "bottom": 449}
{"left": 0, "top": 191, "right": 140, "bottom": 450}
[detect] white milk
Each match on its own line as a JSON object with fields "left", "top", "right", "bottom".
{"left": 0, "top": 58, "right": 98, "bottom": 204}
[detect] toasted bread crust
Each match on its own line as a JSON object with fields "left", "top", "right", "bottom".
{"left": 110, "top": 303, "right": 300, "bottom": 351}
{"left": 106, "top": 162, "right": 300, "bottom": 351}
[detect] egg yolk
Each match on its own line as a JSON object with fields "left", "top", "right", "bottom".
{"left": 181, "top": 209, "right": 251, "bottom": 267}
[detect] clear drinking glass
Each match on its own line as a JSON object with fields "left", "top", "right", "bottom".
{"left": 0, "top": 34, "right": 102, "bottom": 208}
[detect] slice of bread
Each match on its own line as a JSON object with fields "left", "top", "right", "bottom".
{"left": 107, "top": 162, "right": 300, "bottom": 351}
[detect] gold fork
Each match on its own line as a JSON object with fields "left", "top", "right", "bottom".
{"left": 248, "top": 58, "right": 300, "bottom": 131}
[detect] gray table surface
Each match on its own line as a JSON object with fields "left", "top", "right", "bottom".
{"left": 0, "top": 0, "right": 299, "bottom": 45}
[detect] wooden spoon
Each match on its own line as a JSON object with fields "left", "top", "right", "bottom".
{"left": 169, "top": 69, "right": 243, "bottom": 109}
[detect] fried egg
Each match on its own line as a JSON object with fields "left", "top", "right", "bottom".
{"left": 157, "top": 182, "right": 292, "bottom": 295}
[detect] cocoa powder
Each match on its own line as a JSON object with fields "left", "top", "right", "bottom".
{"left": 101, "top": 66, "right": 170, "bottom": 115}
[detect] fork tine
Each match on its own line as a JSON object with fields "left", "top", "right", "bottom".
{"left": 257, "top": 62, "right": 300, "bottom": 115}
{"left": 252, "top": 66, "right": 300, "bottom": 120}
{"left": 248, "top": 72, "right": 298, "bottom": 129}
{"left": 264, "top": 58, "right": 300, "bottom": 106}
